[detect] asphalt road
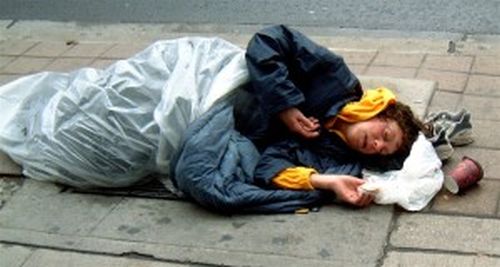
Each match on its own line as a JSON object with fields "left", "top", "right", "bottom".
{"left": 1, "top": 0, "right": 500, "bottom": 35}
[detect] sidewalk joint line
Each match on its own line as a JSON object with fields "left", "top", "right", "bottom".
{"left": 391, "top": 246, "right": 500, "bottom": 259}
{"left": 0, "top": 239, "right": 224, "bottom": 267}
{"left": 86, "top": 196, "right": 124, "bottom": 234}
{"left": 438, "top": 88, "right": 500, "bottom": 99}
{"left": 414, "top": 53, "right": 428, "bottom": 79}
{"left": 461, "top": 55, "right": 476, "bottom": 94}
{"left": 466, "top": 144, "right": 500, "bottom": 151}
{"left": 377, "top": 210, "right": 399, "bottom": 267}
{"left": 0, "top": 226, "right": 344, "bottom": 262}
{"left": 6, "top": 19, "right": 17, "bottom": 29}
{"left": 420, "top": 209, "right": 500, "bottom": 220}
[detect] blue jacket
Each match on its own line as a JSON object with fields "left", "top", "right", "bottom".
{"left": 235, "top": 25, "right": 363, "bottom": 150}
{"left": 235, "top": 25, "right": 364, "bottom": 186}
{"left": 254, "top": 132, "right": 364, "bottom": 189}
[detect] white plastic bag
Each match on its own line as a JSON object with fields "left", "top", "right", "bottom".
{"left": 362, "top": 133, "right": 444, "bottom": 211}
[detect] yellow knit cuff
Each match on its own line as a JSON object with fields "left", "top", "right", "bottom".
{"left": 272, "top": 167, "right": 317, "bottom": 190}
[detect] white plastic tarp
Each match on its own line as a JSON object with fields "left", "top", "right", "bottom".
{"left": 0, "top": 37, "right": 249, "bottom": 188}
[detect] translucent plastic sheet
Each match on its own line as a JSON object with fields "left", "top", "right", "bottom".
{"left": 0, "top": 37, "right": 248, "bottom": 188}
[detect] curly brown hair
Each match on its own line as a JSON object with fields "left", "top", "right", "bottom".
{"left": 363, "top": 101, "right": 431, "bottom": 171}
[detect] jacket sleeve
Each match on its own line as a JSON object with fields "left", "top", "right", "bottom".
{"left": 245, "top": 24, "right": 338, "bottom": 115}
{"left": 253, "top": 138, "right": 305, "bottom": 188}
{"left": 272, "top": 166, "right": 317, "bottom": 190}
{"left": 254, "top": 134, "right": 365, "bottom": 188}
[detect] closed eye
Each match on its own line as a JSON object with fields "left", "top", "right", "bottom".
{"left": 383, "top": 121, "right": 393, "bottom": 142}
{"left": 383, "top": 128, "right": 390, "bottom": 141}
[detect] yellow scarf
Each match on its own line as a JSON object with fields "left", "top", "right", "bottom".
{"left": 338, "top": 87, "right": 396, "bottom": 122}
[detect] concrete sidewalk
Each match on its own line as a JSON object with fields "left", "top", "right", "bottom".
{"left": 1, "top": 21, "right": 499, "bottom": 266}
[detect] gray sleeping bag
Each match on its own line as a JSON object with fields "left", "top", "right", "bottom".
{"left": 172, "top": 98, "right": 325, "bottom": 213}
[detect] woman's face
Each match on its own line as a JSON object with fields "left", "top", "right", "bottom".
{"left": 344, "top": 117, "right": 403, "bottom": 156}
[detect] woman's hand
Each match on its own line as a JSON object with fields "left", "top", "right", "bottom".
{"left": 278, "top": 107, "right": 320, "bottom": 139}
{"left": 310, "top": 174, "right": 373, "bottom": 207}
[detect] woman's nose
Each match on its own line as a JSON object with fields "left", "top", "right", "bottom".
{"left": 373, "top": 139, "right": 385, "bottom": 153}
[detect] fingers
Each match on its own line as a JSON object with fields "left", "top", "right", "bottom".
{"left": 297, "top": 116, "right": 320, "bottom": 138}
{"left": 311, "top": 175, "right": 373, "bottom": 207}
{"left": 357, "top": 192, "right": 374, "bottom": 207}
{"left": 344, "top": 185, "right": 374, "bottom": 207}
{"left": 351, "top": 178, "right": 366, "bottom": 187}
{"left": 345, "top": 193, "right": 373, "bottom": 207}
{"left": 298, "top": 128, "right": 320, "bottom": 138}
{"left": 278, "top": 108, "right": 321, "bottom": 139}
{"left": 299, "top": 115, "right": 318, "bottom": 129}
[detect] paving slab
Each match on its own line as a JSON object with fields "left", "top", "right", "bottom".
{"left": 99, "top": 43, "right": 151, "bottom": 59}
{"left": 422, "top": 54, "right": 474, "bottom": 73}
{"left": 44, "top": 57, "right": 95, "bottom": 72}
{"left": 417, "top": 69, "right": 469, "bottom": 92}
{"left": 0, "top": 55, "right": 16, "bottom": 69}
{"left": 431, "top": 179, "right": 500, "bottom": 217}
{"left": 0, "top": 226, "right": 374, "bottom": 267}
{"left": 0, "top": 40, "right": 37, "bottom": 56}
{"left": 466, "top": 74, "right": 500, "bottom": 97}
{"left": 0, "top": 244, "right": 34, "bottom": 267}
{"left": 337, "top": 51, "right": 376, "bottom": 65}
{"left": 390, "top": 213, "right": 500, "bottom": 256}
{"left": 471, "top": 56, "right": 500, "bottom": 76}
{"left": 0, "top": 180, "right": 122, "bottom": 235}
{"left": 450, "top": 146, "right": 500, "bottom": 181}
{"left": 371, "top": 52, "right": 424, "bottom": 68}
{"left": 426, "top": 90, "right": 462, "bottom": 114}
{"left": 461, "top": 94, "right": 500, "bottom": 121}
{"left": 383, "top": 251, "right": 500, "bottom": 267}
{"left": 95, "top": 198, "right": 392, "bottom": 266}
{"left": 364, "top": 66, "right": 417, "bottom": 79}
{"left": 24, "top": 41, "right": 72, "bottom": 57}
{"left": 1, "top": 56, "right": 54, "bottom": 75}
{"left": 23, "top": 248, "right": 185, "bottom": 267}
{"left": 61, "top": 42, "right": 114, "bottom": 58}
{"left": 0, "top": 179, "right": 395, "bottom": 266}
